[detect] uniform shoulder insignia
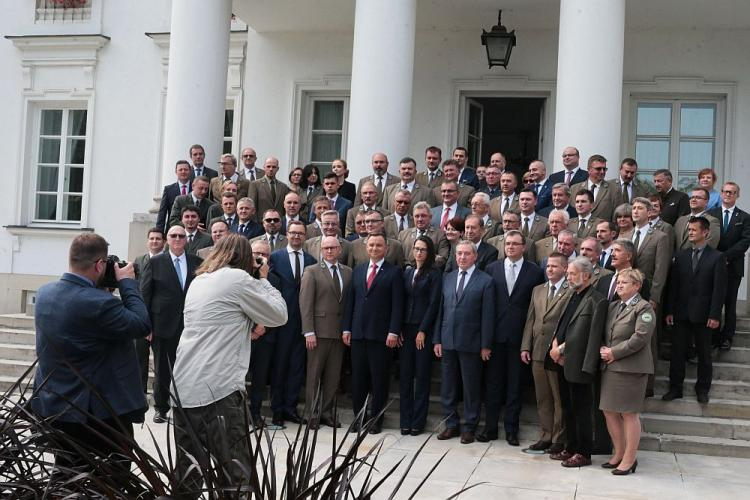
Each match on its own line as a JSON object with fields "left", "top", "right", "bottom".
{"left": 561, "top": 282, "right": 569, "bottom": 289}
{"left": 594, "top": 267, "right": 600, "bottom": 275}
{"left": 647, "top": 227, "right": 654, "bottom": 234}
{"left": 632, "top": 296, "right": 640, "bottom": 304}
{"left": 319, "top": 262, "right": 328, "bottom": 269}
{"left": 641, "top": 311, "right": 653, "bottom": 323}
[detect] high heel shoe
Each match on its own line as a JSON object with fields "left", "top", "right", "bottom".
{"left": 612, "top": 460, "right": 638, "bottom": 475}
{"left": 601, "top": 460, "right": 621, "bottom": 469}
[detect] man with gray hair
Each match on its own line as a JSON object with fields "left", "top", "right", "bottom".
{"left": 398, "top": 201, "right": 450, "bottom": 267}
{"left": 534, "top": 209, "right": 570, "bottom": 266}
{"left": 578, "top": 236, "right": 612, "bottom": 286}
{"left": 470, "top": 192, "right": 501, "bottom": 239}
{"left": 539, "top": 182, "right": 577, "bottom": 219}
{"left": 210, "top": 153, "right": 250, "bottom": 202}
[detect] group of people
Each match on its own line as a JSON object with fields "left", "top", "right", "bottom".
{"left": 33, "top": 141, "right": 750, "bottom": 487}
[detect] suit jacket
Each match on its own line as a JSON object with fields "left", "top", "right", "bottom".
{"left": 445, "top": 241, "right": 498, "bottom": 273}
{"left": 708, "top": 206, "right": 750, "bottom": 277}
{"left": 344, "top": 205, "right": 388, "bottom": 237}
{"left": 568, "top": 216, "right": 603, "bottom": 239}
{"left": 305, "top": 222, "right": 323, "bottom": 240}
{"left": 169, "top": 195, "right": 216, "bottom": 228}
{"left": 521, "top": 280, "right": 572, "bottom": 361}
{"left": 459, "top": 167, "right": 480, "bottom": 189}
{"left": 486, "top": 259, "right": 546, "bottom": 345}
{"left": 553, "top": 286, "right": 607, "bottom": 384}
{"left": 538, "top": 204, "right": 577, "bottom": 220}
{"left": 279, "top": 215, "right": 306, "bottom": 235}
{"left": 140, "top": 252, "right": 200, "bottom": 338}
{"left": 632, "top": 226, "right": 671, "bottom": 303}
{"left": 342, "top": 261, "right": 404, "bottom": 340}
{"left": 299, "top": 261, "right": 353, "bottom": 338}
{"left": 252, "top": 177, "right": 291, "bottom": 218}
{"left": 590, "top": 265, "right": 613, "bottom": 287}
{"left": 186, "top": 230, "right": 213, "bottom": 255}
{"left": 416, "top": 169, "right": 444, "bottom": 189}
{"left": 190, "top": 165, "right": 218, "bottom": 180}
{"left": 303, "top": 235, "right": 352, "bottom": 267}
{"left": 209, "top": 176, "right": 250, "bottom": 202}
{"left": 534, "top": 236, "right": 557, "bottom": 266}
{"left": 429, "top": 205, "right": 471, "bottom": 227}
{"left": 489, "top": 194, "right": 520, "bottom": 223}
{"left": 232, "top": 220, "right": 264, "bottom": 240}
{"left": 356, "top": 173, "right": 399, "bottom": 206}
{"left": 486, "top": 233, "right": 536, "bottom": 262}
{"left": 269, "top": 248, "right": 316, "bottom": 338}
{"left": 351, "top": 237, "right": 404, "bottom": 268}
{"left": 650, "top": 218, "right": 676, "bottom": 252}
{"left": 338, "top": 181, "right": 357, "bottom": 204}
{"left": 209, "top": 214, "right": 239, "bottom": 232}
{"left": 382, "top": 183, "right": 436, "bottom": 213}
{"left": 570, "top": 180, "right": 618, "bottom": 221}
{"left": 398, "top": 226, "right": 451, "bottom": 268}
{"left": 595, "top": 271, "right": 651, "bottom": 302}
{"left": 384, "top": 213, "right": 413, "bottom": 239}
{"left": 607, "top": 177, "right": 652, "bottom": 207}
{"left": 321, "top": 196, "right": 354, "bottom": 229}
{"left": 250, "top": 233, "right": 288, "bottom": 252}
{"left": 482, "top": 217, "right": 502, "bottom": 241}
{"left": 535, "top": 180, "right": 553, "bottom": 211}
{"left": 403, "top": 267, "right": 443, "bottom": 337}
{"left": 666, "top": 246, "right": 726, "bottom": 323}
{"left": 157, "top": 182, "right": 191, "bottom": 231}
{"left": 32, "top": 273, "right": 151, "bottom": 422}
{"left": 520, "top": 213, "right": 549, "bottom": 243}
{"left": 602, "top": 295, "right": 655, "bottom": 374}
{"left": 547, "top": 168, "right": 588, "bottom": 187}
{"left": 238, "top": 166, "right": 265, "bottom": 182}
{"left": 434, "top": 268, "right": 495, "bottom": 352}
{"left": 133, "top": 252, "right": 153, "bottom": 283}
{"left": 432, "top": 184, "right": 476, "bottom": 207}
{"left": 673, "top": 212, "right": 721, "bottom": 252}
{"left": 660, "top": 188, "right": 691, "bottom": 226}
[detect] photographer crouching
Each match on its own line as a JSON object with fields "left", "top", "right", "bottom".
{"left": 32, "top": 233, "right": 151, "bottom": 471}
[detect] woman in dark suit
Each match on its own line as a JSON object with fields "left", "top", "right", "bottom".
{"left": 332, "top": 158, "right": 357, "bottom": 203}
{"left": 300, "top": 164, "right": 322, "bottom": 201}
{"left": 399, "top": 236, "right": 442, "bottom": 436}
{"left": 599, "top": 268, "right": 655, "bottom": 475}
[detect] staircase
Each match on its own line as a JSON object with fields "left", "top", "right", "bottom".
{"left": 4, "top": 313, "right": 750, "bottom": 457}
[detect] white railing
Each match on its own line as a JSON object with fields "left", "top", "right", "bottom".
{"left": 35, "top": 0, "right": 92, "bottom": 23}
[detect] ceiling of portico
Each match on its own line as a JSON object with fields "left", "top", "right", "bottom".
{"left": 232, "top": 0, "right": 750, "bottom": 33}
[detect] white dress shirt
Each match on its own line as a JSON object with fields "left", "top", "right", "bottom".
{"left": 286, "top": 245, "right": 305, "bottom": 280}
{"left": 455, "top": 264, "right": 476, "bottom": 293}
{"left": 170, "top": 250, "right": 187, "bottom": 288}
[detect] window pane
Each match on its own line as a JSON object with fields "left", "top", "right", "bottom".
{"left": 681, "top": 104, "right": 715, "bottom": 137}
{"left": 635, "top": 139, "right": 669, "bottom": 170}
{"left": 468, "top": 105, "right": 482, "bottom": 136}
{"left": 223, "top": 140, "right": 232, "bottom": 154}
{"left": 679, "top": 140, "right": 714, "bottom": 171}
{"left": 224, "top": 109, "right": 234, "bottom": 137}
{"left": 62, "top": 194, "right": 82, "bottom": 221}
{"left": 311, "top": 132, "right": 341, "bottom": 162}
{"left": 65, "top": 166, "right": 84, "bottom": 192}
{"left": 467, "top": 137, "right": 480, "bottom": 167}
{"left": 37, "top": 165, "right": 58, "bottom": 191}
{"left": 313, "top": 101, "right": 343, "bottom": 130}
{"left": 66, "top": 138, "right": 86, "bottom": 164}
{"left": 676, "top": 174, "right": 699, "bottom": 192}
{"left": 39, "top": 138, "right": 60, "bottom": 163}
{"left": 35, "top": 194, "right": 57, "bottom": 220}
{"left": 636, "top": 103, "right": 671, "bottom": 136}
{"left": 68, "top": 110, "right": 87, "bottom": 136}
{"left": 40, "top": 110, "right": 62, "bottom": 135}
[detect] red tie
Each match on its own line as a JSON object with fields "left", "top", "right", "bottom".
{"left": 440, "top": 207, "right": 451, "bottom": 230}
{"left": 366, "top": 263, "right": 378, "bottom": 289}
{"left": 181, "top": 184, "right": 187, "bottom": 195}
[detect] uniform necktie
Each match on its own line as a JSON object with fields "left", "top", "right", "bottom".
{"left": 633, "top": 229, "right": 641, "bottom": 251}
{"left": 507, "top": 262, "right": 517, "bottom": 295}
{"left": 619, "top": 302, "right": 627, "bottom": 314}
{"left": 181, "top": 184, "right": 187, "bottom": 196}
{"left": 174, "top": 258, "right": 184, "bottom": 289}
{"left": 239, "top": 223, "right": 245, "bottom": 234}
{"left": 269, "top": 234, "right": 275, "bottom": 248}
{"left": 503, "top": 197, "right": 510, "bottom": 214}
{"left": 547, "top": 284, "right": 556, "bottom": 307}
{"left": 270, "top": 179, "right": 277, "bottom": 203}
{"left": 226, "top": 216, "right": 234, "bottom": 226}
{"left": 188, "top": 234, "right": 194, "bottom": 244}
{"left": 331, "top": 264, "right": 342, "bottom": 300}
{"left": 195, "top": 168, "right": 202, "bottom": 177}
{"left": 724, "top": 209, "right": 730, "bottom": 234}
{"left": 366, "top": 263, "right": 378, "bottom": 289}
{"left": 440, "top": 207, "right": 451, "bottom": 230}
{"left": 622, "top": 182, "right": 630, "bottom": 204}
{"left": 307, "top": 186, "right": 314, "bottom": 197}
{"left": 456, "top": 270, "right": 467, "bottom": 300}
{"left": 591, "top": 184, "right": 598, "bottom": 200}
{"left": 578, "top": 219, "right": 587, "bottom": 237}
{"left": 429, "top": 172, "right": 435, "bottom": 183}
{"left": 403, "top": 183, "right": 408, "bottom": 191}
{"left": 377, "top": 176, "right": 384, "bottom": 193}
{"left": 249, "top": 170, "right": 255, "bottom": 181}
{"left": 399, "top": 216, "right": 405, "bottom": 232}
{"left": 565, "top": 170, "right": 572, "bottom": 185}
{"left": 692, "top": 248, "right": 701, "bottom": 273}
{"left": 294, "top": 250, "right": 301, "bottom": 285}
{"left": 608, "top": 274, "right": 617, "bottom": 301}
{"left": 522, "top": 217, "right": 530, "bottom": 237}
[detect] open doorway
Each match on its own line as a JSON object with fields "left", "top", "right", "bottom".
{"left": 463, "top": 97, "right": 546, "bottom": 182}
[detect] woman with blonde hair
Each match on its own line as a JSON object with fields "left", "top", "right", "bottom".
{"left": 613, "top": 203, "right": 634, "bottom": 240}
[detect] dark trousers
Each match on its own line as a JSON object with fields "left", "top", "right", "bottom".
{"left": 152, "top": 334, "right": 180, "bottom": 413}
{"left": 174, "top": 391, "right": 252, "bottom": 498}
{"left": 50, "top": 416, "right": 134, "bottom": 472}
{"left": 441, "top": 349, "right": 481, "bottom": 433}
{"left": 351, "top": 338, "right": 392, "bottom": 425}
{"left": 270, "top": 329, "right": 306, "bottom": 415}
{"left": 399, "top": 324, "right": 433, "bottom": 431}
{"left": 134, "top": 337, "right": 150, "bottom": 394}
{"left": 247, "top": 337, "right": 274, "bottom": 420}
{"left": 722, "top": 272, "right": 742, "bottom": 340}
{"left": 670, "top": 320, "right": 713, "bottom": 393}
{"left": 305, "top": 337, "right": 345, "bottom": 419}
{"left": 558, "top": 373, "right": 594, "bottom": 457}
{"left": 483, "top": 342, "right": 522, "bottom": 434}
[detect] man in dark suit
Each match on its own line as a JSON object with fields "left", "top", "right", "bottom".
{"left": 233, "top": 197, "right": 264, "bottom": 239}
{"left": 708, "top": 182, "right": 750, "bottom": 350}
{"left": 548, "top": 257, "right": 607, "bottom": 468}
{"left": 452, "top": 147, "right": 480, "bottom": 189}
{"left": 188, "top": 144, "right": 218, "bottom": 180}
{"left": 33, "top": 233, "right": 151, "bottom": 470}
{"left": 140, "top": 224, "right": 201, "bottom": 423}
{"left": 653, "top": 169, "right": 690, "bottom": 225}
{"left": 431, "top": 179, "right": 471, "bottom": 230}
{"left": 595, "top": 221, "right": 617, "bottom": 271}
{"left": 179, "top": 206, "right": 213, "bottom": 256}
{"left": 445, "top": 215, "right": 498, "bottom": 272}
{"left": 208, "top": 192, "right": 240, "bottom": 231}
{"left": 156, "top": 160, "right": 192, "bottom": 232}
{"left": 169, "top": 176, "right": 215, "bottom": 228}
{"left": 548, "top": 147, "right": 588, "bottom": 187}
{"left": 480, "top": 165, "right": 503, "bottom": 200}
{"left": 529, "top": 160, "right": 553, "bottom": 210}
{"left": 252, "top": 157, "right": 291, "bottom": 219}
{"left": 538, "top": 182, "right": 578, "bottom": 219}
{"left": 268, "top": 220, "right": 316, "bottom": 426}
{"left": 434, "top": 240, "right": 495, "bottom": 444}
{"left": 342, "top": 233, "right": 404, "bottom": 434}
{"left": 664, "top": 217, "right": 726, "bottom": 404}
{"left": 319, "top": 172, "right": 353, "bottom": 229}
{"left": 481, "top": 231, "right": 545, "bottom": 445}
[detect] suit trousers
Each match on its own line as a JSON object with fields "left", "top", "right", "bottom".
{"left": 271, "top": 329, "right": 306, "bottom": 416}
{"left": 531, "top": 361, "right": 564, "bottom": 444}
{"left": 722, "top": 272, "right": 742, "bottom": 340}
{"left": 483, "top": 342, "right": 522, "bottom": 434}
{"left": 152, "top": 335, "right": 180, "bottom": 413}
{"left": 50, "top": 416, "right": 134, "bottom": 473}
{"left": 247, "top": 337, "right": 274, "bottom": 420}
{"left": 351, "top": 338, "right": 392, "bottom": 425}
{"left": 399, "top": 324, "right": 433, "bottom": 431}
{"left": 134, "top": 337, "right": 150, "bottom": 394}
{"left": 558, "top": 373, "right": 594, "bottom": 457}
{"left": 670, "top": 320, "right": 713, "bottom": 393}
{"left": 441, "top": 349, "right": 482, "bottom": 433}
{"left": 305, "top": 337, "right": 345, "bottom": 419}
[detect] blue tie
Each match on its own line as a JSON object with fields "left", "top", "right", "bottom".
{"left": 174, "top": 258, "right": 184, "bottom": 289}
{"left": 724, "top": 209, "right": 730, "bottom": 234}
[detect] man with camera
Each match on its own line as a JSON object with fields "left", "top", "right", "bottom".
{"left": 33, "top": 233, "right": 151, "bottom": 470}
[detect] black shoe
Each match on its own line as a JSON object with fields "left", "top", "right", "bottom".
{"left": 527, "top": 440, "right": 552, "bottom": 451}
{"left": 460, "top": 431, "right": 475, "bottom": 444}
{"left": 720, "top": 339, "right": 732, "bottom": 352}
{"left": 320, "top": 416, "right": 341, "bottom": 428}
{"left": 547, "top": 443, "right": 565, "bottom": 454}
{"left": 475, "top": 431, "right": 498, "bottom": 443}
{"left": 400, "top": 428, "right": 411, "bottom": 436}
{"left": 506, "top": 432, "right": 520, "bottom": 446}
{"left": 285, "top": 412, "right": 303, "bottom": 424}
{"left": 645, "top": 389, "right": 654, "bottom": 398}
{"left": 348, "top": 421, "right": 362, "bottom": 433}
{"left": 410, "top": 429, "right": 423, "bottom": 437}
{"left": 601, "top": 460, "right": 622, "bottom": 469}
{"left": 661, "top": 389, "right": 683, "bottom": 401}
{"left": 696, "top": 391, "right": 710, "bottom": 404}
{"left": 369, "top": 424, "right": 382, "bottom": 435}
{"left": 152, "top": 411, "right": 168, "bottom": 424}
{"left": 612, "top": 460, "right": 638, "bottom": 475}
{"left": 437, "top": 427, "right": 459, "bottom": 440}
{"left": 272, "top": 413, "right": 285, "bottom": 427}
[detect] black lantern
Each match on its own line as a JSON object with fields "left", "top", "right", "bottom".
{"left": 481, "top": 10, "right": 516, "bottom": 68}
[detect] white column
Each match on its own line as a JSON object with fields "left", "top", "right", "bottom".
{"left": 346, "top": 0, "right": 416, "bottom": 181}
{"left": 160, "top": 0, "right": 232, "bottom": 186}
{"left": 552, "top": 0, "right": 625, "bottom": 171}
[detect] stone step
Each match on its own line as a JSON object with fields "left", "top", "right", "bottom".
{"left": 0, "top": 343, "right": 36, "bottom": 362}
{"left": 0, "top": 314, "right": 34, "bottom": 330}
{"left": 714, "top": 346, "right": 750, "bottom": 364}
{"left": 656, "top": 360, "right": 750, "bottom": 382}
{"left": 0, "top": 328, "right": 36, "bottom": 345}
{"left": 0, "top": 359, "right": 33, "bottom": 378}
{"left": 640, "top": 432, "right": 750, "bottom": 458}
{"left": 645, "top": 395, "right": 750, "bottom": 419}
{"left": 641, "top": 412, "right": 750, "bottom": 440}
{"left": 654, "top": 375, "right": 750, "bottom": 401}
{"left": 731, "top": 331, "right": 750, "bottom": 348}
{"left": 735, "top": 318, "right": 750, "bottom": 330}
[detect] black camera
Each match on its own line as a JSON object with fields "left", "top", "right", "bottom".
{"left": 101, "top": 255, "right": 138, "bottom": 289}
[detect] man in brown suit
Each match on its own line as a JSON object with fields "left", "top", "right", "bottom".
{"left": 607, "top": 158, "right": 651, "bottom": 206}
{"left": 648, "top": 194, "right": 677, "bottom": 251}
{"left": 568, "top": 190, "right": 603, "bottom": 239}
{"left": 673, "top": 187, "right": 721, "bottom": 252}
{"left": 432, "top": 160, "right": 475, "bottom": 207}
{"left": 344, "top": 181, "right": 388, "bottom": 237}
{"left": 570, "top": 154, "right": 618, "bottom": 221}
{"left": 383, "top": 190, "right": 414, "bottom": 238}
{"left": 251, "top": 157, "right": 290, "bottom": 218}
{"left": 578, "top": 237, "right": 613, "bottom": 286}
{"left": 351, "top": 211, "right": 404, "bottom": 267}
{"left": 534, "top": 209, "right": 571, "bottom": 265}
{"left": 382, "top": 157, "right": 435, "bottom": 213}
{"left": 356, "top": 152, "right": 399, "bottom": 206}
{"left": 304, "top": 210, "right": 353, "bottom": 267}
{"left": 521, "top": 252, "right": 571, "bottom": 453}
{"left": 300, "top": 236, "right": 352, "bottom": 428}
{"left": 630, "top": 198, "right": 671, "bottom": 307}
{"left": 518, "top": 188, "right": 549, "bottom": 243}
{"left": 209, "top": 153, "right": 250, "bottom": 202}
{"left": 415, "top": 146, "right": 444, "bottom": 189}
{"left": 489, "top": 172, "right": 520, "bottom": 222}
{"left": 398, "top": 202, "right": 450, "bottom": 267}
{"left": 487, "top": 210, "right": 536, "bottom": 262}
{"left": 250, "top": 209, "right": 288, "bottom": 251}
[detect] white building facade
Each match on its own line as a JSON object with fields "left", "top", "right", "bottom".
{"left": 1, "top": 0, "right": 749, "bottom": 312}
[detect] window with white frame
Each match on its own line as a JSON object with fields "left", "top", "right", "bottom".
{"left": 35, "top": 0, "right": 92, "bottom": 22}
{"left": 302, "top": 96, "right": 349, "bottom": 176}
{"left": 223, "top": 108, "right": 234, "bottom": 154}
{"left": 34, "top": 108, "right": 87, "bottom": 222}
{"left": 633, "top": 98, "right": 724, "bottom": 191}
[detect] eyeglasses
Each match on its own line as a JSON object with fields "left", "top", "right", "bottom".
{"left": 591, "top": 167, "right": 608, "bottom": 172}
{"left": 355, "top": 220, "right": 366, "bottom": 225}
{"left": 562, "top": 153, "right": 578, "bottom": 158}
{"left": 287, "top": 231, "right": 306, "bottom": 237}
{"left": 168, "top": 234, "right": 186, "bottom": 239}
{"left": 217, "top": 162, "right": 233, "bottom": 166}
{"left": 395, "top": 200, "right": 410, "bottom": 204}
{"left": 364, "top": 220, "right": 383, "bottom": 225}
{"left": 264, "top": 218, "right": 280, "bottom": 223}
{"left": 689, "top": 195, "right": 707, "bottom": 200}
{"left": 413, "top": 247, "right": 428, "bottom": 253}
{"left": 242, "top": 154, "right": 256, "bottom": 159}
{"left": 722, "top": 190, "right": 738, "bottom": 195}
{"left": 441, "top": 189, "right": 457, "bottom": 193}
{"left": 322, "top": 246, "right": 338, "bottom": 251}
